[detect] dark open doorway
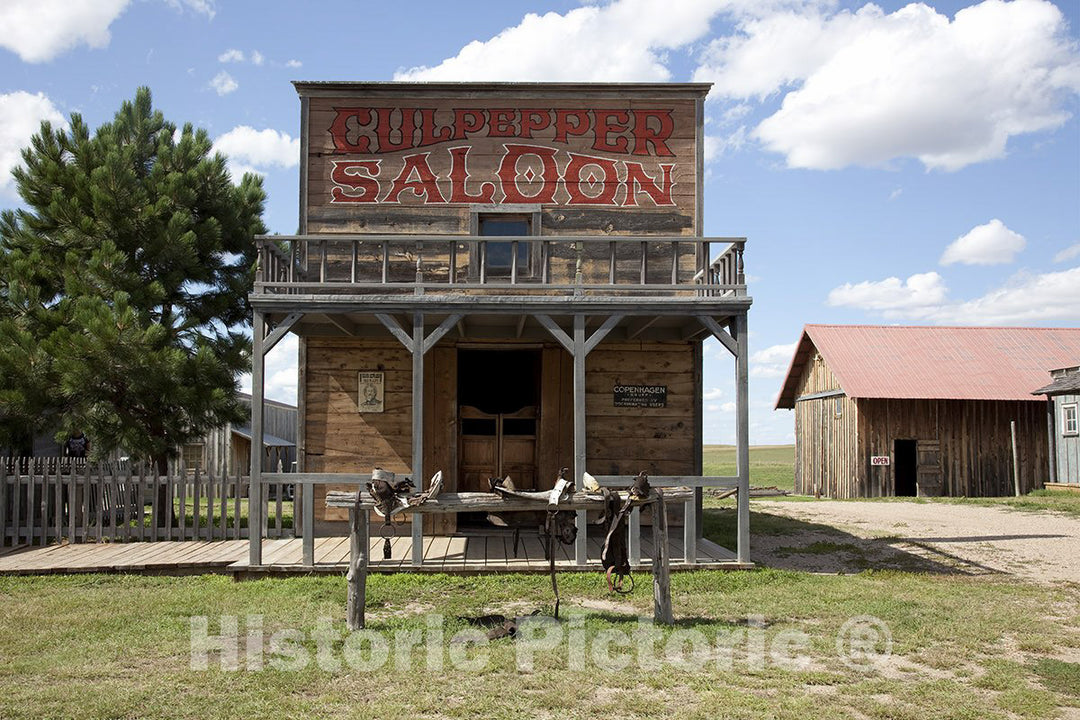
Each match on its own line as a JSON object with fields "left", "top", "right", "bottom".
{"left": 894, "top": 439, "right": 917, "bottom": 497}
{"left": 457, "top": 349, "right": 542, "bottom": 527}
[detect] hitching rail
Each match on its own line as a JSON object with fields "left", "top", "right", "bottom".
{"left": 326, "top": 488, "right": 676, "bottom": 629}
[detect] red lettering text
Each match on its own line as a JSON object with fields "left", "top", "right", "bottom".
{"left": 592, "top": 110, "right": 630, "bottom": 154}
{"left": 448, "top": 146, "right": 495, "bottom": 203}
{"left": 623, "top": 162, "right": 675, "bottom": 206}
{"left": 328, "top": 108, "right": 372, "bottom": 153}
{"left": 632, "top": 110, "right": 674, "bottom": 157}
{"left": 330, "top": 160, "right": 380, "bottom": 202}
{"left": 563, "top": 153, "right": 619, "bottom": 205}
{"left": 498, "top": 144, "right": 559, "bottom": 204}
{"left": 375, "top": 107, "right": 416, "bottom": 153}
{"left": 384, "top": 153, "right": 445, "bottom": 203}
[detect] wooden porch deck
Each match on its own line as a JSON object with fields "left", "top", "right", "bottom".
{"left": 0, "top": 530, "right": 749, "bottom": 576}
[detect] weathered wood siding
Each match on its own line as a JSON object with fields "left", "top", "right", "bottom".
{"left": 792, "top": 348, "right": 1049, "bottom": 497}
{"left": 1051, "top": 394, "right": 1080, "bottom": 482}
{"left": 585, "top": 342, "right": 697, "bottom": 476}
{"left": 301, "top": 86, "right": 702, "bottom": 238}
{"left": 792, "top": 349, "right": 859, "bottom": 496}
{"left": 856, "top": 399, "right": 1048, "bottom": 497}
{"left": 304, "top": 339, "right": 413, "bottom": 524}
{"left": 304, "top": 337, "right": 698, "bottom": 528}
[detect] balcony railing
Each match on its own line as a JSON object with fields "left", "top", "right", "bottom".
{"left": 254, "top": 235, "right": 746, "bottom": 298}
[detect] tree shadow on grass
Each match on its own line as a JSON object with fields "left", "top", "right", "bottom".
{"left": 702, "top": 506, "right": 1020, "bottom": 577}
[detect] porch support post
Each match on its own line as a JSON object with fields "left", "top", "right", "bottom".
{"left": 733, "top": 312, "right": 751, "bottom": 563}
{"left": 535, "top": 313, "right": 622, "bottom": 566}
{"left": 572, "top": 314, "right": 587, "bottom": 565}
{"left": 411, "top": 312, "right": 424, "bottom": 567}
{"left": 248, "top": 311, "right": 265, "bottom": 567}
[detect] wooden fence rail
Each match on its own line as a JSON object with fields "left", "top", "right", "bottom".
{"left": 0, "top": 458, "right": 294, "bottom": 547}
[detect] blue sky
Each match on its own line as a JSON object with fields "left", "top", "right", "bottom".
{"left": 1, "top": 0, "right": 1077, "bottom": 444}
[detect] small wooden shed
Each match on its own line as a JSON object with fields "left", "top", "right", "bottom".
{"left": 776, "top": 325, "right": 1080, "bottom": 498}
{"left": 1033, "top": 366, "right": 1080, "bottom": 485}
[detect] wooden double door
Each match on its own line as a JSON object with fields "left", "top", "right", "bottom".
{"left": 458, "top": 405, "right": 538, "bottom": 493}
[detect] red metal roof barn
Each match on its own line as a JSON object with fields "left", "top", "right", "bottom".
{"left": 776, "top": 325, "right": 1080, "bottom": 498}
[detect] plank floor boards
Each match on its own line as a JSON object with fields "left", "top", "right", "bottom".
{"left": 0, "top": 531, "right": 749, "bottom": 576}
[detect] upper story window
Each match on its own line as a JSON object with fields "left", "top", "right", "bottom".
{"left": 1063, "top": 403, "right": 1078, "bottom": 437}
{"left": 834, "top": 395, "right": 844, "bottom": 418}
{"left": 479, "top": 214, "right": 532, "bottom": 278}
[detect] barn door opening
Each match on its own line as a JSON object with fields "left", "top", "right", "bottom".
{"left": 894, "top": 439, "right": 917, "bottom": 496}
{"left": 457, "top": 349, "right": 541, "bottom": 527}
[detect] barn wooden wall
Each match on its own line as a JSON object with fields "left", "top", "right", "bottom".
{"left": 792, "top": 348, "right": 1050, "bottom": 497}
{"left": 792, "top": 349, "right": 859, "bottom": 496}
{"left": 856, "top": 399, "right": 1048, "bottom": 496}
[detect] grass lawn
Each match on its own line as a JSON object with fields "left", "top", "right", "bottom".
{"left": 703, "top": 445, "right": 795, "bottom": 492}
{"left": 0, "top": 569, "right": 1077, "bottom": 719}
{"left": 3, "top": 446, "right": 1079, "bottom": 718}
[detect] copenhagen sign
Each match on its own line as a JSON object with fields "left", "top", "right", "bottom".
{"left": 613, "top": 384, "right": 668, "bottom": 408}
{"left": 324, "top": 106, "right": 680, "bottom": 207}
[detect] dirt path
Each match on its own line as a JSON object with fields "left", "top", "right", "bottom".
{"left": 750, "top": 500, "right": 1080, "bottom": 584}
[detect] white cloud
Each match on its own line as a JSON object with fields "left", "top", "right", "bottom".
{"left": 214, "top": 126, "right": 299, "bottom": 178}
{"left": 749, "top": 342, "right": 797, "bottom": 378}
{"left": 0, "top": 0, "right": 129, "bottom": 63}
{"left": 251, "top": 50, "right": 265, "bottom": 66}
{"left": 210, "top": 71, "right": 238, "bottom": 96}
{"left": 827, "top": 271, "right": 948, "bottom": 311}
{"left": 888, "top": 188, "right": 902, "bottom": 201}
{"left": 1053, "top": 244, "right": 1080, "bottom": 263}
{"left": 940, "top": 219, "right": 1026, "bottom": 266}
{"left": 241, "top": 334, "right": 298, "bottom": 406}
{"left": 218, "top": 48, "right": 244, "bottom": 63}
{"left": 165, "top": 0, "right": 215, "bottom": 18}
{"left": 0, "top": 91, "right": 66, "bottom": 197}
{"left": 827, "top": 266, "right": 1080, "bottom": 325}
{"left": 696, "top": 0, "right": 1080, "bottom": 171}
{"left": 918, "top": 266, "right": 1080, "bottom": 325}
{"left": 703, "top": 387, "right": 725, "bottom": 401}
{"left": 395, "top": 0, "right": 728, "bottom": 82}
{"left": 286, "top": 59, "right": 302, "bottom": 68}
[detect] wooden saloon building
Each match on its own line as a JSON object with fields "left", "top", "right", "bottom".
{"left": 247, "top": 82, "right": 752, "bottom": 568}
{"left": 776, "top": 325, "right": 1080, "bottom": 498}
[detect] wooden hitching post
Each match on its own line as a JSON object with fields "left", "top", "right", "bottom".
{"left": 651, "top": 489, "right": 673, "bottom": 625}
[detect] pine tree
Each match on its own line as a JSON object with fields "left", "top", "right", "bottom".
{"left": 0, "top": 87, "right": 266, "bottom": 470}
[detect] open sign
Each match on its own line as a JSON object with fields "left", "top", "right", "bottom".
{"left": 871, "top": 456, "right": 890, "bottom": 466}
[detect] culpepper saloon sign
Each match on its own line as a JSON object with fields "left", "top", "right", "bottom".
{"left": 308, "top": 100, "right": 694, "bottom": 208}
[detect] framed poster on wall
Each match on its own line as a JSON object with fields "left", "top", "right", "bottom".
{"left": 358, "top": 371, "right": 385, "bottom": 413}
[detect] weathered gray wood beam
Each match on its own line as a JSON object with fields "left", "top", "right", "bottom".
{"left": 680, "top": 323, "right": 710, "bottom": 341}
{"left": 456, "top": 317, "right": 466, "bottom": 338}
{"left": 515, "top": 314, "right": 527, "bottom": 338}
{"left": 322, "top": 313, "right": 358, "bottom": 336}
{"left": 411, "top": 313, "right": 424, "bottom": 567}
{"left": 584, "top": 314, "right": 624, "bottom": 354}
{"left": 263, "top": 312, "right": 303, "bottom": 355}
{"left": 327, "top": 488, "right": 687, "bottom": 512}
{"left": 573, "top": 314, "right": 587, "bottom": 565}
{"left": 733, "top": 313, "right": 750, "bottom": 564}
{"left": 626, "top": 315, "right": 659, "bottom": 340}
{"left": 422, "top": 314, "right": 463, "bottom": 355}
{"left": 697, "top": 315, "right": 738, "bottom": 356}
{"left": 248, "top": 312, "right": 265, "bottom": 566}
{"left": 375, "top": 313, "right": 415, "bottom": 351}
{"left": 535, "top": 314, "right": 574, "bottom": 353}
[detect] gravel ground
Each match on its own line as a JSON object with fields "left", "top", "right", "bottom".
{"left": 750, "top": 499, "right": 1080, "bottom": 585}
